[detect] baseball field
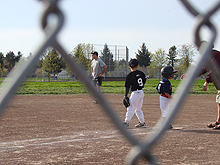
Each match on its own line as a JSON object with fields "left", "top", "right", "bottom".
{"left": 0, "top": 92, "right": 219, "bottom": 164}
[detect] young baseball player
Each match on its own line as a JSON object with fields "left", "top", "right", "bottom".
{"left": 91, "top": 51, "right": 107, "bottom": 104}
{"left": 156, "top": 65, "right": 177, "bottom": 129}
{"left": 123, "top": 59, "right": 146, "bottom": 128}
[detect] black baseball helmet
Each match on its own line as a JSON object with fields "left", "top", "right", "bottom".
{"left": 161, "top": 65, "right": 177, "bottom": 78}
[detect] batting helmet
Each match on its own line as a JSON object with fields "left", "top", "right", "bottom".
{"left": 161, "top": 65, "right": 177, "bottom": 78}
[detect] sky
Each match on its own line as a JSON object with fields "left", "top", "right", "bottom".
{"left": 0, "top": 0, "right": 220, "bottom": 61}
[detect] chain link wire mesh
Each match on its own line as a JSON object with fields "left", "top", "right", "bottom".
{"left": 91, "top": 44, "right": 129, "bottom": 78}
{"left": 0, "top": 0, "right": 220, "bottom": 164}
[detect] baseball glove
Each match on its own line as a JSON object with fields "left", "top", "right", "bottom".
{"left": 123, "top": 96, "right": 130, "bottom": 108}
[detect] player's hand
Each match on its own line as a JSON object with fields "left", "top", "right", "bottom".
{"left": 180, "top": 74, "right": 185, "bottom": 80}
{"left": 98, "top": 74, "right": 102, "bottom": 77}
{"left": 203, "top": 82, "right": 208, "bottom": 91}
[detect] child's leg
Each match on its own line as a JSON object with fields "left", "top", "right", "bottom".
{"left": 160, "top": 96, "right": 172, "bottom": 128}
{"left": 124, "top": 92, "right": 135, "bottom": 123}
{"left": 217, "top": 103, "right": 220, "bottom": 122}
{"left": 216, "top": 91, "right": 220, "bottom": 122}
{"left": 160, "top": 96, "right": 169, "bottom": 118}
{"left": 134, "top": 91, "right": 145, "bottom": 123}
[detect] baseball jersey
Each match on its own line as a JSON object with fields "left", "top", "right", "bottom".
{"left": 156, "top": 78, "right": 172, "bottom": 96}
{"left": 91, "top": 58, "right": 106, "bottom": 78}
{"left": 125, "top": 70, "right": 146, "bottom": 91}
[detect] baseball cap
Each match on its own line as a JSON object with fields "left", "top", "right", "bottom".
{"left": 129, "top": 59, "right": 139, "bottom": 68}
{"left": 91, "top": 51, "right": 98, "bottom": 56}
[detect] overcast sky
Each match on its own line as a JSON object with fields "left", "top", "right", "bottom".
{"left": 0, "top": 0, "right": 220, "bottom": 60}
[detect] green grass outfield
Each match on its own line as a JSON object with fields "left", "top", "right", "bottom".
{"left": 14, "top": 79, "right": 217, "bottom": 95}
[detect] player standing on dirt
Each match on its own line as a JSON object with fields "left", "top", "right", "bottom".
{"left": 196, "top": 41, "right": 220, "bottom": 129}
{"left": 156, "top": 65, "right": 177, "bottom": 129}
{"left": 91, "top": 51, "right": 107, "bottom": 104}
{"left": 123, "top": 59, "right": 147, "bottom": 128}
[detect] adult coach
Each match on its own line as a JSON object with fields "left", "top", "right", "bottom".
{"left": 199, "top": 42, "right": 220, "bottom": 129}
{"left": 91, "top": 51, "right": 107, "bottom": 104}
{"left": 182, "top": 41, "right": 220, "bottom": 129}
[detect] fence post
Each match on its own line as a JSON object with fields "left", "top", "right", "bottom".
{"left": 126, "top": 46, "right": 129, "bottom": 76}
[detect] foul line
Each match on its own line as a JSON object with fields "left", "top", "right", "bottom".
{"left": 0, "top": 127, "right": 215, "bottom": 152}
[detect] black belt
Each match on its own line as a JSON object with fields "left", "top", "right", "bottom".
{"left": 131, "top": 89, "right": 142, "bottom": 92}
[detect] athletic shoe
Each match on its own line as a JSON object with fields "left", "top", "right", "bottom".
{"left": 93, "top": 98, "right": 98, "bottom": 104}
{"left": 123, "top": 122, "right": 129, "bottom": 128}
{"left": 168, "top": 125, "right": 173, "bottom": 129}
{"left": 135, "top": 122, "right": 146, "bottom": 128}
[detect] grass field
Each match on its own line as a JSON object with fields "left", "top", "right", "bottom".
{"left": 14, "top": 79, "right": 217, "bottom": 95}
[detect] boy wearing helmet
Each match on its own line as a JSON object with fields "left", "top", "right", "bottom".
{"left": 123, "top": 59, "right": 147, "bottom": 128}
{"left": 156, "top": 65, "right": 178, "bottom": 129}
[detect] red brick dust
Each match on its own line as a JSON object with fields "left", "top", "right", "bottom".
{"left": 0, "top": 94, "right": 219, "bottom": 165}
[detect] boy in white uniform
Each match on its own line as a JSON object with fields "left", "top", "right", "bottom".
{"left": 123, "top": 59, "right": 146, "bottom": 128}
{"left": 156, "top": 65, "right": 177, "bottom": 129}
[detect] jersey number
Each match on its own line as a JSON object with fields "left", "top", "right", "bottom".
{"left": 137, "top": 78, "right": 143, "bottom": 87}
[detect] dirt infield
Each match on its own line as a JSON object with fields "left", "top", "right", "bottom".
{"left": 0, "top": 94, "right": 219, "bottom": 164}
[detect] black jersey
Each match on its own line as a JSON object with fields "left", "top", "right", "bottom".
{"left": 125, "top": 70, "right": 146, "bottom": 91}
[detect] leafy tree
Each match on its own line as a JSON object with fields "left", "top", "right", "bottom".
{"left": 167, "top": 45, "right": 177, "bottom": 67}
{"left": 4, "top": 51, "right": 15, "bottom": 71}
{"left": 149, "top": 48, "right": 167, "bottom": 78}
{"left": 119, "top": 59, "right": 126, "bottom": 68}
{"left": 15, "top": 51, "right": 22, "bottom": 62}
{"left": 26, "top": 53, "right": 42, "bottom": 69}
{"left": 178, "top": 43, "right": 196, "bottom": 70}
{"left": 135, "top": 43, "right": 151, "bottom": 68}
{"left": 60, "top": 56, "right": 67, "bottom": 69}
{"left": 100, "top": 43, "right": 115, "bottom": 76}
{"left": 4, "top": 51, "right": 22, "bottom": 73}
{"left": 0, "top": 64, "right": 4, "bottom": 77}
{"left": 65, "top": 43, "right": 93, "bottom": 79}
{"left": 71, "top": 43, "right": 92, "bottom": 70}
{"left": 42, "top": 48, "right": 62, "bottom": 81}
{"left": 0, "top": 52, "right": 4, "bottom": 70}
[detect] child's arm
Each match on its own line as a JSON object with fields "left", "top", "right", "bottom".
{"left": 125, "top": 87, "right": 130, "bottom": 97}
{"left": 164, "top": 93, "right": 172, "bottom": 99}
{"left": 203, "top": 81, "right": 209, "bottom": 91}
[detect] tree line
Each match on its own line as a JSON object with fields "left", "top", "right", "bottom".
{"left": 0, "top": 51, "right": 22, "bottom": 76}
{"left": 0, "top": 42, "right": 197, "bottom": 81}
{"left": 136, "top": 43, "right": 197, "bottom": 78}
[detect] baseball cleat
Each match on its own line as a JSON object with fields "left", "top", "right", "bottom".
{"left": 168, "top": 125, "right": 173, "bottom": 129}
{"left": 135, "top": 122, "right": 146, "bottom": 128}
{"left": 93, "top": 98, "right": 98, "bottom": 104}
{"left": 123, "top": 122, "right": 129, "bottom": 128}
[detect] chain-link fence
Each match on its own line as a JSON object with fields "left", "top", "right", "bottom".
{"left": 23, "top": 43, "right": 129, "bottom": 82}
{"left": 0, "top": 0, "right": 220, "bottom": 164}
{"left": 91, "top": 44, "right": 129, "bottom": 79}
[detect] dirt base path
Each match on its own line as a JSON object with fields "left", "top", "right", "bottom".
{"left": 0, "top": 94, "right": 219, "bottom": 164}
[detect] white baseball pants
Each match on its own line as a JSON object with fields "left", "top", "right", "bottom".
{"left": 125, "top": 90, "right": 145, "bottom": 123}
{"left": 160, "top": 95, "right": 169, "bottom": 117}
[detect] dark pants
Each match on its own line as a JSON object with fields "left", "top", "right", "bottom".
{"left": 92, "top": 77, "right": 103, "bottom": 87}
